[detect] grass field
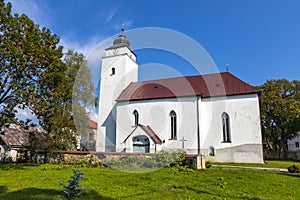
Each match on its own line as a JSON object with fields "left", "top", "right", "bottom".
{"left": 213, "top": 160, "right": 298, "bottom": 169}
{"left": 0, "top": 161, "right": 299, "bottom": 200}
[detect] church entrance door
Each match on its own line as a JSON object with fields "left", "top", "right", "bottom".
{"left": 133, "top": 136, "right": 150, "bottom": 153}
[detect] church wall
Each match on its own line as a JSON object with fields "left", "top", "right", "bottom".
{"left": 116, "top": 97, "right": 199, "bottom": 153}
{"left": 97, "top": 48, "right": 138, "bottom": 152}
{"left": 199, "top": 93, "right": 264, "bottom": 163}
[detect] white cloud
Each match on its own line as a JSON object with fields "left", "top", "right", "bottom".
{"left": 15, "top": 106, "right": 39, "bottom": 124}
{"left": 60, "top": 35, "right": 105, "bottom": 57}
{"left": 105, "top": 9, "right": 117, "bottom": 24}
{"left": 86, "top": 108, "right": 98, "bottom": 122}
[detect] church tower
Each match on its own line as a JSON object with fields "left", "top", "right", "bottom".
{"left": 96, "top": 30, "right": 138, "bottom": 152}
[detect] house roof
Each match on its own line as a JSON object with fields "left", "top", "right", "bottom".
{"left": 87, "top": 119, "right": 98, "bottom": 129}
{"left": 124, "top": 124, "right": 163, "bottom": 145}
{"left": 0, "top": 128, "right": 28, "bottom": 147}
{"left": 117, "top": 72, "right": 260, "bottom": 101}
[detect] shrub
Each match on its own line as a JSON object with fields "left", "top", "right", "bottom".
{"left": 141, "top": 150, "right": 187, "bottom": 168}
{"left": 59, "top": 170, "right": 86, "bottom": 199}
{"left": 205, "top": 161, "right": 212, "bottom": 168}
{"left": 287, "top": 164, "right": 300, "bottom": 173}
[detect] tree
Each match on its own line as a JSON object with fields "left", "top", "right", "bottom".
{"left": 44, "top": 50, "right": 95, "bottom": 150}
{"left": 259, "top": 79, "right": 300, "bottom": 159}
{"left": 64, "top": 50, "right": 95, "bottom": 150}
{"left": 0, "top": 1, "right": 66, "bottom": 126}
{"left": 1, "top": 1, "right": 95, "bottom": 151}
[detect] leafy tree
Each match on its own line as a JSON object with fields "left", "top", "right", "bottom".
{"left": 0, "top": 1, "right": 66, "bottom": 126}
{"left": 1, "top": 1, "right": 95, "bottom": 151}
{"left": 259, "top": 79, "right": 300, "bottom": 158}
{"left": 64, "top": 50, "right": 95, "bottom": 150}
{"left": 44, "top": 50, "right": 95, "bottom": 151}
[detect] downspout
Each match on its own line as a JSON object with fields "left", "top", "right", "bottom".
{"left": 196, "top": 96, "right": 201, "bottom": 156}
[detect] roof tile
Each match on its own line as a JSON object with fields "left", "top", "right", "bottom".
{"left": 117, "top": 72, "right": 259, "bottom": 101}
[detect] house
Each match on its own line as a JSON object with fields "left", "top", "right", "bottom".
{"left": 288, "top": 135, "right": 300, "bottom": 151}
{"left": 96, "top": 30, "right": 264, "bottom": 163}
{"left": 0, "top": 126, "right": 28, "bottom": 162}
{"left": 85, "top": 119, "right": 98, "bottom": 151}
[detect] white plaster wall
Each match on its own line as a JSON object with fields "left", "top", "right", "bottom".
{"left": 288, "top": 135, "right": 300, "bottom": 151}
{"left": 123, "top": 126, "right": 157, "bottom": 153}
{"left": 199, "top": 94, "right": 263, "bottom": 163}
{"left": 96, "top": 47, "right": 138, "bottom": 152}
{"left": 106, "top": 47, "right": 136, "bottom": 61}
{"left": 116, "top": 97, "right": 199, "bottom": 153}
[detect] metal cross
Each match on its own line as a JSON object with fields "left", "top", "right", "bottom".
{"left": 179, "top": 137, "right": 187, "bottom": 149}
{"left": 121, "top": 23, "right": 125, "bottom": 33}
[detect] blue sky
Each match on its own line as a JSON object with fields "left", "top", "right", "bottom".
{"left": 7, "top": 0, "right": 300, "bottom": 87}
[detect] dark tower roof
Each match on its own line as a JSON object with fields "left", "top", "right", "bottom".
{"left": 106, "top": 28, "right": 130, "bottom": 50}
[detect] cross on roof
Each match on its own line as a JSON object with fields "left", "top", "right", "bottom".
{"left": 121, "top": 23, "right": 125, "bottom": 33}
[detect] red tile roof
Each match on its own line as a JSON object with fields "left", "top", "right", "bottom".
{"left": 87, "top": 119, "right": 98, "bottom": 129}
{"left": 139, "top": 124, "right": 162, "bottom": 145}
{"left": 0, "top": 128, "right": 28, "bottom": 147}
{"left": 124, "top": 124, "right": 162, "bottom": 145}
{"left": 117, "top": 72, "right": 260, "bottom": 101}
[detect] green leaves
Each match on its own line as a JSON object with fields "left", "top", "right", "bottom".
{"left": 259, "top": 79, "right": 300, "bottom": 157}
{"left": 59, "top": 170, "right": 86, "bottom": 199}
{"left": 1, "top": 1, "right": 95, "bottom": 151}
{"left": 0, "top": 0, "right": 65, "bottom": 125}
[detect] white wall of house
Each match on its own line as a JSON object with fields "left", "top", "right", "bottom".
{"left": 288, "top": 135, "right": 300, "bottom": 151}
{"left": 200, "top": 94, "right": 264, "bottom": 163}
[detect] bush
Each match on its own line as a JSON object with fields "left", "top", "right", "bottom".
{"left": 205, "top": 161, "right": 212, "bottom": 168}
{"left": 145, "top": 150, "right": 187, "bottom": 168}
{"left": 287, "top": 164, "right": 300, "bottom": 173}
{"left": 104, "top": 150, "right": 188, "bottom": 170}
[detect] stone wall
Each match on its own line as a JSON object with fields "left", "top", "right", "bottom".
{"left": 264, "top": 150, "right": 300, "bottom": 161}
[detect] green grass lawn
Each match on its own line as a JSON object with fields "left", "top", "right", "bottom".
{"left": 213, "top": 160, "right": 299, "bottom": 169}
{"left": 0, "top": 162, "right": 299, "bottom": 200}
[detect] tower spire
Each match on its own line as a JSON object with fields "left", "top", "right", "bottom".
{"left": 121, "top": 23, "right": 125, "bottom": 34}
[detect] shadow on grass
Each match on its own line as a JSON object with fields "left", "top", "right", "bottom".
{"left": 0, "top": 163, "right": 40, "bottom": 171}
{"left": 0, "top": 187, "right": 114, "bottom": 200}
{"left": 279, "top": 172, "right": 300, "bottom": 178}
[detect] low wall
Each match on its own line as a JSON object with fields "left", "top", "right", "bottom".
{"left": 264, "top": 150, "right": 300, "bottom": 161}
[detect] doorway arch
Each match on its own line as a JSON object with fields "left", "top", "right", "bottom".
{"left": 133, "top": 136, "right": 150, "bottom": 153}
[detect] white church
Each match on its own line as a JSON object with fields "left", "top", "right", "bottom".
{"left": 96, "top": 31, "right": 264, "bottom": 163}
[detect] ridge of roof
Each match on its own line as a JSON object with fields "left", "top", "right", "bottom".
{"left": 117, "top": 72, "right": 260, "bottom": 101}
{"left": 123, "top": 124, "right": 162, "bottom": 145}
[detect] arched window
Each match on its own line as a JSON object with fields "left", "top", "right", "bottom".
{"left": 111, "top": 67, "right": 115, "bottom": 75}
{"left": 209, "top": 146, "right": 215, "bottom": 156}
{"left": 170, "top": 110, "right": 177, "bottom": 140}
{"left": 222, "top": 112, "right": 231, "bottom": 142}
{"left": 133, "top": 110, "right": 139, "bottom": 126}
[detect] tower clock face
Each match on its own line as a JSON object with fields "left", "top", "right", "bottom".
{"left": 113, "top": 49, "right": 119, "bottom": 55}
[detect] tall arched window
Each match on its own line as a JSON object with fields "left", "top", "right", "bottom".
{"left": 133, "top": 110, "right": 139, "bottom": 126}
{"left": 222, "top": 112, "right": 231, "bottom": 142}
{"left": 170, "top": 110, "right": 177, "bottom": 140}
